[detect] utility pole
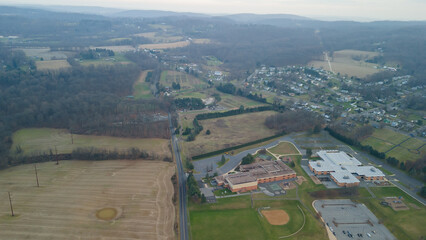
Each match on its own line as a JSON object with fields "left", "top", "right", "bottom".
{"left": 71, "top": 132, "right": 74, "bottom": 144}
{"left": 8, "top": 192, "right": 14, "bottom": 216}
{"left": 34, "top": 164, "right": 39, "bottom": 187}
{"left": 55, "top": 146, "right": 59, "bottom": 165}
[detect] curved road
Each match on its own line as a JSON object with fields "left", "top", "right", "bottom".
{"left": 169, "top": 114, "right": 189, "bottom": 240}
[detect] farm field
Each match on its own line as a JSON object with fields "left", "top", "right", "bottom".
{"left": 183, "top": 111, "right": 278, "bottom": 157}
{"left": 35, "top": 60, "right": 71, "bottom": 71}
{"left": 11, "top": 128, "right": 171, "bottom": 158}
{"left": 357, "top": 187, "right": 426, "bottom": 240}
{"left": 361, "top": 128, "right": 425, "bottom": 162}
{"left": 268, "top": 141, "right": 301, "bottom": 156}
{"left": 139, "top": 41, "right": 190, "bottom": 50}
{"left": 189, "top": 196, "right": 327, "bottom": 240}
{"left": 0, "top": 160, "right": 175, "bottom": 240}
{"left": 160, "top": 70, "right": 208, "bottom": 91}
{"left": 309, "top": 49, "right": 382, "bottom": 78}
{"left": 133, "top": 70, "right": 154, "bottom": 99}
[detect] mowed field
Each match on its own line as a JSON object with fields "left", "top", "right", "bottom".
{"left": 11, "top": 128, "right": 171, "bottom": 158}
{"left": 189, "top": 196, "right": 327, "bottom": 240}
{"left": 160, "top": 70, "right": 208, "bottom": 91}
{"left": 268, "top": 141, "right": 301, "bottom": 156}
{"left": 133, "top": 70, "right": 154, "bottom": 99}
{"left": 361, "top": 128, "right": 425, "bottom": 162}
{"left": 309, "top": 49, "right": 382, "bottom": 78}
{"left": 0, "top": 160, "right": 176, "bottom": 240}
{"left": 183, "top": 111, "right": 278, "bottom": 157}
{"left": 35, "top": 60, "right": 71, "bottom": 71}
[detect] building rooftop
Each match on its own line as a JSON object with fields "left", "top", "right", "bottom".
{"left": 330, "top": 171, "right": 360, "bottom": 184}
{"left": 225, "top": 173, "right": 257, "bottom": 185}
{"left": 317, "top": 150, "right": 362, "bottom": 166}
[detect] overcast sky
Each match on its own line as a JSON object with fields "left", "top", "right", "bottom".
{"left": 1, "top": 0, "right": 426, "bottom": 21}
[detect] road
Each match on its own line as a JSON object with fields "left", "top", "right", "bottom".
{"left": 168, "top": 113, "right": 189, "bottom": 240}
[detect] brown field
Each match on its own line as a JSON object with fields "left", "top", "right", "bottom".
{"left": 91, "top": 45, "right": 136, "bottom": 52}
{"left": 309, "top": 49, "right": 382, "bottom": 78}
{"left": 139, "top": 41, "right": 190, "bottom": 50}
{"left": 192, "top": 38, "right": 211, "bottom": 44}
{"left": 261, "top": 209, "right": 290, "bottom": 225}
{"left": 35, "top": 60, "right": 71, "bottom": 71}
{"left": 0, "top": 160, "right": 176, "bottom": 240}
{"left": 183, "top": 111, "right": 278, "bottom": 157}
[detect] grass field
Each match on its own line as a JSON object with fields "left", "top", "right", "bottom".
{"left": 361, "top": 128, "right": 425, "bottom": 162}
{"left": 0, "top": 160, "right": 175, "bottom": 240}
{"left": 219, "top": 92, "right": 266, "bottom": 109}
{"left": 90, "top": 45, "right": 136, "bottom": 52}
{"left": 189, "top": 196, "right": 327, "bottom": 240}
{"left": 268, "top": 141, "right": 301, "bottom": 156}
{"left": 133, "top": 70, "right": 154, "bottom": 99}
{"left": 35, "top": 60, "right": 71, "bottom": 71}
{"left": 183, "top": 111, "right": 278, "bottom": 157}
{"left": 134, "top": 32, "right": 183, "bottom": 43}
{"left": 160, "top": 70, "right": 208, "bottom": 91}
{"left": 17, "top": 48, "right": 69, "bottom": 60}
{"left": 357, "top": 187, "right": 426, "bottom": 240}
{"left": 139, "top": 41, "right": 190, "bottom": 50}
{"left": 192, "top": 39, "right": 211, "bottom": 44}
{"left": 11, "top": 128, "right": 171, "bottom": 158}
{"left": 80, "top": 54, "right": 131, "bottom": 67}
{"left": 309, "top": 49, "right": 382, "bottom": 78}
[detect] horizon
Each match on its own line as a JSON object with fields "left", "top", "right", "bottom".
{"left": 0, "top": 0, "right": 426, "bottom": 22}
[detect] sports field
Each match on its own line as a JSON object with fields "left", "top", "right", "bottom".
{"left": 361, "top": 128, "right": 425, "bottom": 163}
{"left": 0, "top": 160, "right": 176, "bottom": 240}
{"left": 189, "top": 196, "right": 327, "bottom": 240}
{"left": 35, "top": 60, "right": 71, "bottom": 71}
{"left": 183, "top": 111, "right": 278, "bottom": 157}
{"left": 309, "top": 49, "right": 382, "bottom": 78}
{"left": 11, "top": 128, "right": 171, "bottom": 158}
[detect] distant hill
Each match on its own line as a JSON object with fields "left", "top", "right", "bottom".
{"left": 110, "top": 10, "right": 210, "bottom": 18}
{"left": 225, "top": 13, "right": 311, "bottom": 23}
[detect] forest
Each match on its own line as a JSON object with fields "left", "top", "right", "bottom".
{"left": 0, "top": 45, "right": 171, "bottom": 168}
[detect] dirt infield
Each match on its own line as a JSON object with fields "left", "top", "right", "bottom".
{"left": 262, "top": 209, "right": 290, "bottom": 225}
{"left": 0, "top": 160, "right": 175, "bottom": 240}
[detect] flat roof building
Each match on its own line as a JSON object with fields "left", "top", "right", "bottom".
{"left": 215, "top": 160, "right": 296, "bottom": 192}
{"left": 309, "top": 150, "right": 385, "bottom": 187}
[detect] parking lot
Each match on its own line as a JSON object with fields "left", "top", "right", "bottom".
{"left": 313, "top": 199, "right": 396, "bottom": 240}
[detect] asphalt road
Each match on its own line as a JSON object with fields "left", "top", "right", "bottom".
{"left": 169, "top": 114, "right": 189, "bottom": 240}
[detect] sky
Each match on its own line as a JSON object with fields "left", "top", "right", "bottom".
{"left": 1, "top": 0, "right": 426, "bottom": 21}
